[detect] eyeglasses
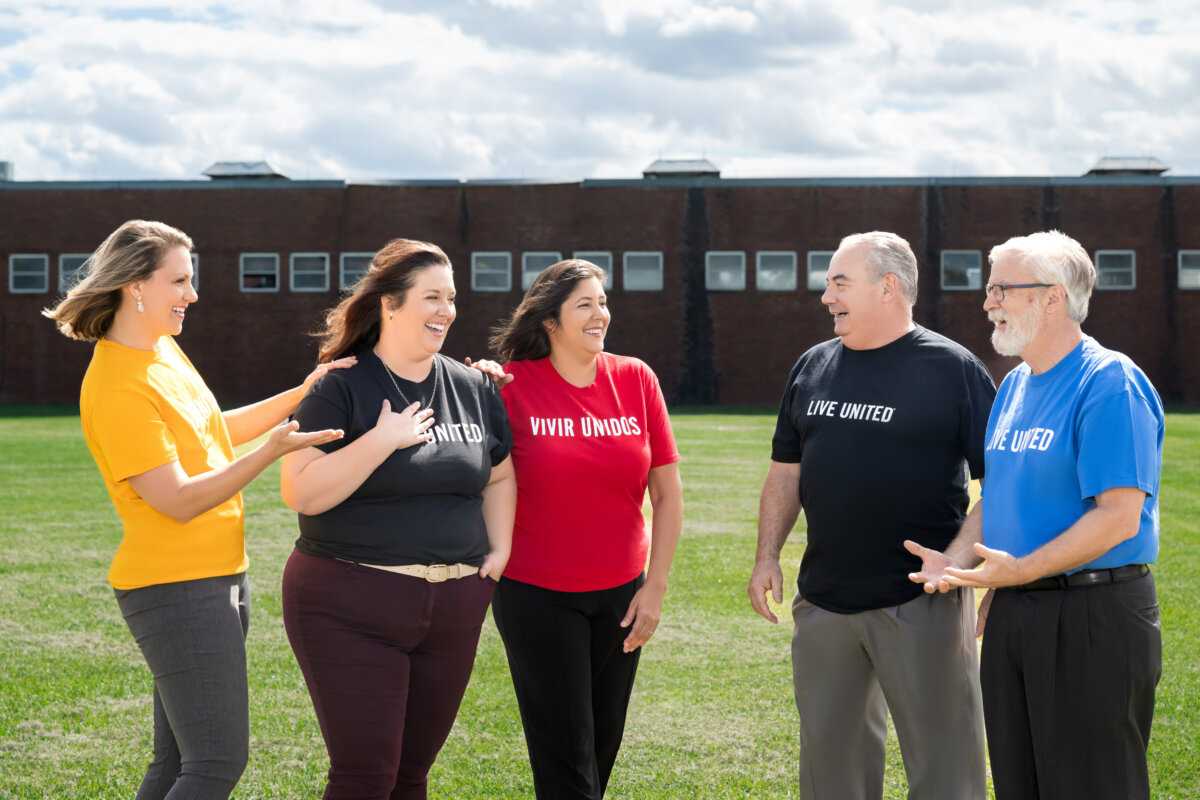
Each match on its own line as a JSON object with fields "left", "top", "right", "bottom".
{"left": 984, "top": 283, "right": 1054, "bottom": 302}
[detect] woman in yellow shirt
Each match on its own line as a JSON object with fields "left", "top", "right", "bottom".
{"left": 44, "top": 220, "right": 349, "bottom": 800}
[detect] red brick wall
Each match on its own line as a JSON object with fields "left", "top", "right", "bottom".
{"left": 4, "top": 179, "right": 1198, "bottom": 407}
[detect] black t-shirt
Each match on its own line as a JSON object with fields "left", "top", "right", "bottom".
{"left": 771, "top": 326, "right": 996, "bottom": 613}
{"left": 292, "top": 350, "right": 512, "bottom": 566}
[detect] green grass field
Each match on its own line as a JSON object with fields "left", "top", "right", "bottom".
{"left": 1, "top": 407, "right": 1196, "bottom": 799}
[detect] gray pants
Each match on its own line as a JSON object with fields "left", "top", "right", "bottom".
{"left": 791, "top": 588, "right": 986, "bottom": 800}
{"left": 115, "top": 572, "right": 251, "bottom": 800}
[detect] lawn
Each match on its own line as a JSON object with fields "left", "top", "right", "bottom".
{"left": 1, "top": 407, "right": 1196, "bottom": 799}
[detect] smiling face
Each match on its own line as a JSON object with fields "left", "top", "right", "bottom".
{"left": 547, "top": 276, "right": 609, "bottom": 362}
{"left": 820, "top": 244, "right": 891, "bottom": 349}
{"left": 133, "top": 245, "right": 197, "bottom": 338}
{"left": 383, "top": 264, "right": 456, "bottom": 360}
{"left": 984, "top": 251, "right": 1048, "bottom": 357}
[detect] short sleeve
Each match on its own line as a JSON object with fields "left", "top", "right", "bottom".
{"left": 1077, "top": 389, "right": 1161, "bottom": 500}
{"left": 642, "top": 365, "right": 680, "bottom": 469}
{"left": 292, "top": 373, "right": 354, "bottom": 454}
{"left": 959, "top": 357, "right": 997, "bottom": 480}
{"left": 770, "top": 361, "right": 804, "bottom": 464}
{"left": 90, "top": 389, "right": 178, "bottom": 482}
{"left": 483, "top": 375, "right": 513, "bottom": 466}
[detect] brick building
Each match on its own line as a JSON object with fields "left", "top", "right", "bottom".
{"left": 3, "top": 162, "right": 1198, "bottom": 407}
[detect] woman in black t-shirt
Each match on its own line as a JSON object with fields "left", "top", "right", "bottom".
{"left": 280, "top": 238, "right": 515, "bottom": 800}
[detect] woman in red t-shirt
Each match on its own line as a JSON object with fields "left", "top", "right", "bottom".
{"left": 486, "top": 259, "right": 683, "bottom": 799}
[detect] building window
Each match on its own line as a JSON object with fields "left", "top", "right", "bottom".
{"left": 472, "top": 252, "right": 512, "bottom": 292}
{"left": 340, "top": 253, "right": 373, "bottom": 289}
{"left": 807, "top": 251, "right": 834, "bottom": 291}
{"left": 1180, "top": 251, "right": 1200, "bottom": 290}
{"left": 290, "top": 253, "right": 330, "bottom": 292}
{"left": 757, "top": 251, "right": 797, "bottom": 291}
{"left": 522, "top": 252, "right": 562, "bottom": 290}
{"left": 706, "top": 251, "right": 746, "bottom": 291}
{"left": 573, "top": 251, "right": 613, "bottom": 290}
{"left": 59, "top": 254, "right": 90, "bottom": 293}
{"left": 1094, "top": 250, "right": 1135, "bottom": 289}
{"left": 9, "top": 254, "right": 48, "bottom": 293}
{"left": 941, "top": 250, "right": 983, "bottom": 290}
{"left": 240, "top": 253, "right": 279, "bottom": 292}
{"left": 624, "top": 252, "right": 663, "bottom": 291}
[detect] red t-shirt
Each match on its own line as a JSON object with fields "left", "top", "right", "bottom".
{"left": 501, "top": 352, "right": 680, "bottom": 591}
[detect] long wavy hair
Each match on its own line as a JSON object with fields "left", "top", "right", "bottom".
{"left": 489, "top": 259, "right": 607, "bottom": 362}
{"left": 42, "top": 220, "right": 193, "bottom": 341}
{"left": 317, "top": 239, "right": 451, "bottom": 362}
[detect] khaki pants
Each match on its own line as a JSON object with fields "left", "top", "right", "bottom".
{"left": 791, "top": 588, "right": 986, "bottom": 800}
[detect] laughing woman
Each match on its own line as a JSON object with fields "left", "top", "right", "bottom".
{"left": 487, "top": 259, "right": 683, "bottom": 800}
{"left": 43, "top": 219, "right": 349, "bottom": 800}
{"left": 280, "top": 238, "right": 516, "bottom": 800}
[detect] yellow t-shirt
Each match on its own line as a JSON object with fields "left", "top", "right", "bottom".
{"left": 81, "top": 336, "right": 248, "bottom": 590}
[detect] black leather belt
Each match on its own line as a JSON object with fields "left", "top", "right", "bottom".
{"left": 1013, "top": 564, "right": 1149, "bottom": 592}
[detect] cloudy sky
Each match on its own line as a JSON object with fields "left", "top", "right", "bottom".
{"left": 1, "top": 0, "right": 1197, "bottom": 182}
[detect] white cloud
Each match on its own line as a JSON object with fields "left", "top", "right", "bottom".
{"left": 0, "top": 0, "right": 1198, "bottom": 181}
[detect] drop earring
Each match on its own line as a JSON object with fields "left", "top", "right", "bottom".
{"left": 389, "top": 312, "right": 394, "bottom": 320}
{"left": 136, "top": 296, "right": 144, "bottom": 313}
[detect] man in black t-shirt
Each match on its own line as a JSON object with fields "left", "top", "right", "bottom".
{"left": 748, "top": 232, "right": 995, "bottom": 800}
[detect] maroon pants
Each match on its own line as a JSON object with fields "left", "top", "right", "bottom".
{"left": 282, "top": 549, "right": 496, "bottom": 800}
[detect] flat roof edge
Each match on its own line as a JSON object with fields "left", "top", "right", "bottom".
{"left": 0, "top": 179, "right": 347, "bottom": 190}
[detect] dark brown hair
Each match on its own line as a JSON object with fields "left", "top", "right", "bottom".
{"left": 43, "top": 220, "right": 193, "bottom": 341}
{"left": 489, "top": 259, "right": 607, "bottom": 362}
{"left": 317, "top": 239, "right": 451, "bottom": 362}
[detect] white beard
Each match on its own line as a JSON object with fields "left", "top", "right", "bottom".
{"left": 990, "top": 307, "right": 1043, "bottom": 357}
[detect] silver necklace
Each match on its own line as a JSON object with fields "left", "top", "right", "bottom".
{"left": 380, "top": 354, "right": 440, "bottom": 411}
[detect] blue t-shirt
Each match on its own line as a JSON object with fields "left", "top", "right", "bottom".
{"left": 981, "top": 336, "right": 1163, "bottom": 571}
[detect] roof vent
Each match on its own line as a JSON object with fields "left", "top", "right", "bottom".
{"left": 643, "top": 157, "right": 720, "bottom": 179}
{"left": 1085, "top": 156, "right": 1168, "bottom": 176}
{"left": 202, "top": 161, "right": 288, "bottom": 180}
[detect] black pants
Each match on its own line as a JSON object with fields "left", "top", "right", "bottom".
{"left": 492, "top": 575, "right": 643, "bottom": 800}
{"left": 981, "top": 571, "right": 1162, "bottom": 800}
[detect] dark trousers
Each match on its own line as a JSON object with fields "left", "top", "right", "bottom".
{"left": 981, "top": 571, "right": 1162, "bottom": 800}
{"left": 281, "top": 549, "right": 496, "bottom": 800}
{"left": 114, "top": 572, "right": 251, "bottom": 800}
{"left": 491, "top": 574, "right": 643, "bottom": 800}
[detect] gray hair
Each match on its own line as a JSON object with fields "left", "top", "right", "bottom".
{"left": 989, "top": 231, "right": 1095, "bottom": 322}
{"left": 838, "top": 231, "right": 919, "bottom": 305}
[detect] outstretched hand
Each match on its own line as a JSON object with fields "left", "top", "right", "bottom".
{"left": 465, "top": 357, "right": 513, "bottom": 388}
{"left": 904, "top": 539, "right": 959, "bottom": 594}
{"left": 266, "top": 419, "right": 343, "bottom": 457}
{"left": 943, "top": 543, "right": 1029, "bottom": 589}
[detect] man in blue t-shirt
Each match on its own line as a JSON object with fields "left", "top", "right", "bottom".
{"left": 907, "top": 230, "right": 1164, "bottom": 800}
{"left": 750, "top": 232, "right": 994, "bottom": 800}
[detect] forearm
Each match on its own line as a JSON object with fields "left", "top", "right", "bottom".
{"left": 943, "top": 501, "right": 985, "bottom": 569}
{"left": 1015, "top": 495, "right": 1143, "bottom": 580}
{"left": 756, "top": 464, "right": 801, "bottom": 562}
{"left": 281, "top": 429, "right": 396, "bottom": 515}
{"left": 480, "top": 474, "right": 516, "bottom": 557}
{"left": 133, "top": 443, "right": 280, "bottom": 524}
{"left": 645, "top": 466, "right": 683, "bottom": 591}
{"left": 223, "top": 386, "right": 305, "bottom": 446}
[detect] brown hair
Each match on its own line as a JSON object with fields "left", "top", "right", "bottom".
{"left": 317, "top": 239, "right": 451, "bottom": 362}
{"left": 489, "top": 259, "right": 607, "bottom": 362}
{"left": 42, "top": 220, "right": 193, "bottom": 341}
